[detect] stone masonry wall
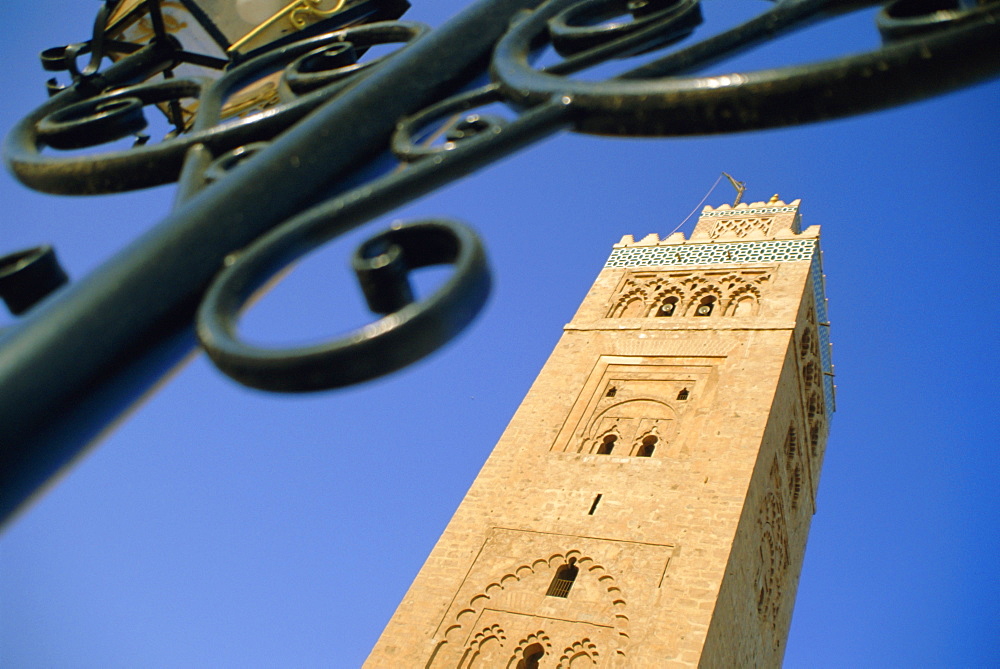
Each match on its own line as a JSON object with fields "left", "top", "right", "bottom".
{"left": 368, "top": 199, "right": 831, "bottom": 668}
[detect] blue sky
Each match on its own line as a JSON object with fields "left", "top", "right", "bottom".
{"left": 1, "top": 1, "right": 997, "bottom": 666}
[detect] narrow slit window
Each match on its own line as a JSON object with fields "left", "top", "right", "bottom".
{"left": 546, "top": 560, "right": 579, "bottom": 598}
{"left": 588, "top": 494, "right": 602, "bottom": 515}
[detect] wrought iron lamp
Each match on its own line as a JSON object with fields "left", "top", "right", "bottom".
{"left": 1, "top": 0, "right": 998, "bottom": 526}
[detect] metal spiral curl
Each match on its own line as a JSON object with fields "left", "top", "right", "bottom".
{"left": 492, "top": 0, "right": 1000, "bottom": 136}
{"left": 547, "top": 0, "right": 702, "bottom": 57}
{"left": 197, "top": 219, "right": 490, "bottom": 392}
{"left": 391, "top": 84, "right": 509, "bottom": 162}
{"left": 5, "top": 20, "right": 430, "bottom": 195}
{"left": 1, "top": 0, "right": 999, "bottom": 523}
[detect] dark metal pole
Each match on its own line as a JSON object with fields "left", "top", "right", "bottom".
{"left": 0, "top": 0, "right": 544, "bottom": 525}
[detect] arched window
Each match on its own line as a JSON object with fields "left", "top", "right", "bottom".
{"left": 605, "top": 386, "right": 617, "bottom": 398}
{"left": 637, "top": 435, "right": 657, "bottom": 457}
{"left": 731, "top": 294, "right": 756, "bottom": 316}
{"left": 784, "top": 425, "right": 798, "bottom": 470}
{"left": 546, "top": 560, "right": 578, "bottom": 598}
{"left": 656, "top": 296, "right": 679, "bottom": 317}
{"left": 516, "top": 643, "right": 546, "bottom": 669}
{"left": 694, "top": 295, "right": 716, "bottom": 316}
{"left": 790, "top": 464, "right": 803, "bottom": 511}
{"left": 596, "top": 434, "right": 616, "bottom": 455}
{"left": 677, "top": 388, "right": 689, "bottom": 401}
{"left": 617, "top": 297, "right": 645, "bottom": 318}
{"left": 800, "top": 328, "right": 814, "bottom": 358}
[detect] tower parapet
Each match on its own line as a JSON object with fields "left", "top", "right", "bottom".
{"left": 692, "top": 195, "right": 803, "bottom": 240}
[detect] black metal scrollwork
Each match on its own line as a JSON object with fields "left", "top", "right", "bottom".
{"left": 198, "top": 219, "right": 490, "bottom": 391}
{"left": 0, "top": 0, "right": 998, "bottom": 523}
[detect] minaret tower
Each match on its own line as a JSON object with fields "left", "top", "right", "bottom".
{"left": 368, "top": 196, "right": 834, "bottom": 667}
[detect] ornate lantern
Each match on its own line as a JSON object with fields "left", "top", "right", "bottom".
{"left": 101, "top": 0, "right": 409, "bottom": 61}
{"left": 40, "top": 0, "right": 410, "bottom": 122}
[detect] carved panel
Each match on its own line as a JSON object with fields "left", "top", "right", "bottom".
{"left": 756, "top": 457, "right": 790, "bottom": 649}
{"left": 709, "top": 216, "right": 774, "bottom": 239}
{"left": 429, "top": 529, "right": 677, "bottom": 667}
{"left": 551, "top": 356, "right": 718, "bottom": 454}
{"left": 558, "top": 639, "right": 600, "bottom": 668}
{"left": 607, "top": 270, "right": 770, "bottom": 319}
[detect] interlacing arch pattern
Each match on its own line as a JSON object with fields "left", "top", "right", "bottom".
{"left": 782, "top": 423, "right": 807, "bottom": 513}
{"left": 807, "top": 391, "right": 824, "bottom": 420}
{"left": 608, "top": 271, "right": 770, "bottom": 318}
{"left": 756, "top": 457, "right": 790, "bottom": 649}
{"left": 609, "top": 289, "right": 648, "bottom": 318}
{"left": 444, "top": 550, "right": 630, "bottom": 662}
{"left": 790, "top": 463, "right": 803, "bottom": 511}
{"left": 557, "top": 638, "right": 600, "bottom": 667}
{"left": 798, "top": 308, "right": 827, "bottom": 462}
{"left": 462, "top": 624, "right": 508, "bottom": 667}
{"left": 509, "top": 633, "right": 552, "bottom": 668}
{"left": 709, "top": 216, "right": 774, "bottom": 240}
{"left": 801, "top": 360, "right": 818, "bottom": 388}
{"left": 799, "top": 327, "right": 817, "bottom": 361}
{"left": 783, "top": 424, "right": 798, "bottom": 472}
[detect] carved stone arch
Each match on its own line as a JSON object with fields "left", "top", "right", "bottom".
{"left": 460, "top": 624, "right": 508, "bottom": 668}
{"left": 609, "top": 290, "right": 648, "bottom": 318}
{"left": 632, "top": 424, "right": 661, "bottom": 457}
{"left": 717, "top": 273, "right": 746, "bottom": 293}
{"left": 679, "top": 275, "right": 708, "bottom": 295}
{"left": 444, "top": 552, "right": 631, "bottom": 663}
{"left": 783, "top": 424, "right": 798, "bottom": 472}
{"left": 646, "top": 276, "right": 675, "bottom": 295}
{"left": 592, "top": 428, "right": 621, "bottom": 455}
{"left": 685, "top": 284, "right": 722, "bottom": 316}
{"left": 757, "top": 457, "right": 790, "bottom": 636}
{"left": 800, "top": 328, "right": 815, "bottom": 360}
{"left": 608, "top": 279, "right": 649, "bottom": 318}
{"left": 807, "top": 391, "right": 824, "bottom": 420}
{"left": 583, "top": 399, "right": 677, "bottom": 453}
{"left": 757, "top": 498, "right": 788, "bottom": 621}
{"left": 801, "top": 360, "right": 819, "bottom": 389}
{"left": 790, "top": 463, "right": 803, "bottom": 511}
{"left": 508, "top": 632, "right": 552, "bottom": 669}
{"left": 557, "top": 639, "right": 600, "bottom": 668}
{"left": 650, "top": 287, "right": 684, "bottom": 317}
{"left": 724, "top": 283, "right": 762, "bottom": 316}
{"left": 809, "top": 419, "right": 822, "bottom": 458}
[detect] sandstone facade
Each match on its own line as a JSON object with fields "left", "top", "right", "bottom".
{"left": 368, "top": 197, "right": 834, "bottom": 668}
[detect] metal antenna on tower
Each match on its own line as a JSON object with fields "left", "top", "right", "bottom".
{"left": 722, "top": 172, "right": 747, "bottom": 205}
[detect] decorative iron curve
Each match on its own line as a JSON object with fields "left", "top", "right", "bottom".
{"left": 0, "top": 0, "right": 998, "bottom": 522}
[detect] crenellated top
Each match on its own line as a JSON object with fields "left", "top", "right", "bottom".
{"left": 697, "top": 196, "right": 802, "bottom": 217}
{"left": 611, "top": 197, "right": 816, "bottom": 253}
{"left": 692, "top": 195, "right": 801, "bottom": 241}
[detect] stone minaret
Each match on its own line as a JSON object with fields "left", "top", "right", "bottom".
{"left": 368, "top": 196, "right": 834, "bottom": 667}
